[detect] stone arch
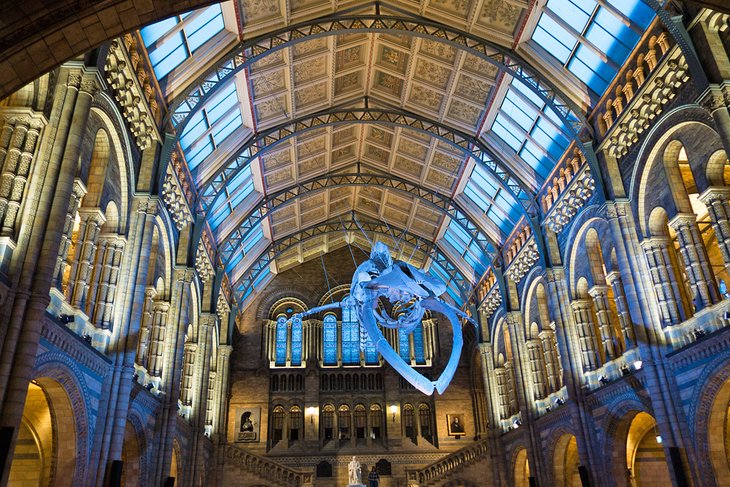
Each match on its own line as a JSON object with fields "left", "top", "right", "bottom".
{"left": 634, "top": 112, "right": 723, "bottom": 236}
{"left": 32, "top": 353, "right": 90, "bottom": 484}
{"left": 550, "top": 432, "right": 581, "bottom": 487}
{"left": 84, "top": 128, "right": 110, "bottom": 208}
{"left": 692, "top": 352, "right": 730, "bottom": 486}
{"left": 512, "top": 447, "right": 530, "bottom": 487}
{"left": 122, "top": 410, "right": 151, "bottom": 487}
{"left": 705, "top": 149, "right": 730, "bottom": 187}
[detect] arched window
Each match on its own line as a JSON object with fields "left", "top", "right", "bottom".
{"left": 403, "top": 403, "right": 416, "bottom": 442}
{"left": 291, "top": 316, "right": 302, "bottom": 366}
{"left": 354, "top": 404, "right": 367, "bottom": 439}
{"left": 275, "top": 316, "right": 287, "bottom": 366}
{"left": 321, "top": 404, "right": 335, "bottom": 441}
{"left": 364, "top": 328, "right": 378, "bottom": 365}
{"left": 323, "top": 314, "right": 337, "bottom": 366}
{"left": 370, "top": 404, "right": 383, "bottom": 440}
{"left": 419, "top": 403, "right": 433, "bottom": 444}
{"left": 271, "top": 406, "right": 285, "bottom": 447}
{"left": 342, "top": 303, "right": 359, "bottom": 365}
{"left": 289, "top": 406, "right": 302, "bottom": 441}
{"left": 338, "top": 405, "right": 351, "bottom": 440}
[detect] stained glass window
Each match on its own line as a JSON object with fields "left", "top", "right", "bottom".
{"left": 291, "top": 316, "right": 302, "bottom": 366}
{"left": 413, "top": 323, "right": 425, "bottom": 365}
{"left": 398, "top": 328, "right": 410, "bottom": 362}
{"left": 364, "top": 330, "right": 378, "bottom": 365}
{"left": 323, "top": 314, "right": 337, "bottom": 366}
{"left": 342, "top": 304, "right": 360, "bottom": 365}
{"left": 275, "top": 316, "right": 287, "bottom": 366}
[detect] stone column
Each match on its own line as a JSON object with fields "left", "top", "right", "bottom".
{"left": 669, "top": 213, "right": 720, "bottom": 309}
{"left": 147, "top": 300, "right": 171, "bottom": 379}
{"left": 136, "top": 288, "right": 155, "bottom": 370}
{"left": 588, "top": 285, "right": 618, "bottom": 362}
{"left": 215, "top": 345, "right": 233, "bottom": 435}
{"left": 571, "top": 299, "right": 600, "bottom": 371}
{"left": 641, "top": 238, "right": 686, "bottom": 326}
{"left": 0, "top": 116, "right": 42, "bottom": 237}
{"left": 0, "top": 70, "right": 98, "bottom": 487}
{"left": 53, "top": 178, "right": 86, "bottom": 287}
{"left": 700, "top": 187, "right": 730, "bottom": 273}
{"left": 68, "top": 208, "right": 106, "bottom": 309}
{"left": 99, "top": 239, "right": 124, "bottom": 329}
{"left": 180, "top": 339, "right": 197, "bottom": 408}
{"left": 606, "top": 271, "right": 636, "bottom": 349}
{"left": 525, "top": 339, "right": 548, "bottom": 400}
{"left": 493, "top": 367, "right": 511, "bottom": 421}
{"left": 538, "top": 329, "right": 561, "bottom": 393}
{"left": 703, "top": 88, "right": 730, "bottom": 159}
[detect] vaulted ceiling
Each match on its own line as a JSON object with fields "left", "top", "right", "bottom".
{"left": 136, "top": 0, "right": 656, "bottom": 307}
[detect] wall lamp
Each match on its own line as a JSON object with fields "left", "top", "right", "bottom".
{"left": 306, "top": 406, "right": 317, "bottom": 424}
{"left": 389, "top": 404, "right": 398, "bottom": 422}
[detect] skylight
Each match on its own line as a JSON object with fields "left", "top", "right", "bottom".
{"left": 441, "top": 218, "right": 493, "bottom": 281}
{"left": 141, "top": 5, "right": 225, "bottom": 80}
{"left": 179, "top": 81, "right": 243, "bottom": 171}
{"left": 490, "top": 79, "right": 571, "bottom": 181}
{"left": 531, "top": 0, "right": 654, "bottom": 95}
{"left": 461, "top": 163, "right": 522, "bottom": 236}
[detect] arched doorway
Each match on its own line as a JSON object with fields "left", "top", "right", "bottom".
{"left": 514, "top": 447, "right": 530, "bottom": 487}
{"left": 625, "top": 412, "right": 672, "bottom": 486}
{"left": 7, "top": 379, "right": 78, "bottom": 486}
{"left": 121, "top": 420, "right": 143, "bottom": 487}
{"left": 707, "top": 376, "right": 730, "bottom": 486}
{"left": 553, "top": 434, "right": 581, "bottom": 487}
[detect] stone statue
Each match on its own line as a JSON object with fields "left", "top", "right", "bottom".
{"left": 348, "top": 456, "right": 361, "bottom": 484}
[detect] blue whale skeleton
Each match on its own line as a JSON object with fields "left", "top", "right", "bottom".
{"left": 290, "top": 241, "right": 476, "bottom": 395}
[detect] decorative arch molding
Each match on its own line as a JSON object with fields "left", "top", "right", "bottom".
{"left": 126, "top": 408, "right": 151, "bottom": 487}
{"left": 90, "top": 95, "right": 137, "bottom": 232}
{"left": 218, "top": 171, "right": 498, "bottom": 266}
{"left": 256, "top": 288, "right": 312, "bottom": 321}
{"left": 519, "top": 267, "right": 546, "bottom": 316}
{"left": 563, "top": 211, "right": 615, "bottom": 298}
{"left": 32, "top": 354, "right": 92, "bottom": 485}
{"left": 267, "top": 297, "right": 309, "bottom": 320}
{"left": 544, "top": 428, "right": 580, "bottom": 487}
{"left": 152, "top": 212, "right": 176, "bottom": 301}
{"left": 691, "top": 354, "right": 730, "bottom": 486}
{"left": 596, "top": 395, "right": 653, "bottom": 465}
{"left": 629, "top": 105, "right": 720, "bottom": 233}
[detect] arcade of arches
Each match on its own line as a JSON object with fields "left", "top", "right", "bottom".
{"left": 1, "top": 1, "right": 730, "bottom": 486}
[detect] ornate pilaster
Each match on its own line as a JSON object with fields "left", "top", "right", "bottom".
{"left": 136, "top": 288, "right": 156, "bottom": 369}
{"left": 606, "top": 271, "right": 636, "bottom": 349}
{"left": 570, "top": 299, "right": 600, "bottom": 371}
{"left": 700, "top": 187, "right": 730, "bottom": 273}
{"left": 68, "top": 208, "right": 106, "bottom": 309}
{"left": 588, "top": 285, "right": 618, "bottom": 361}
{"left": 180, "top": 339, "right": 197, "bottom": 408}
{"left": 53, "top": 178, "right": 86, "bottom": 286}
{"left": 538, "top": 328, "right": 561, "bottom": 393}
{"left": 669, "top": 213, "right": 720, "bottom": 310}
{"left": 641, "top": 237, "right": 686, "bottom": 326}
{"left": 147, "top": 300, "right": 171, "bottom": 378}
{"left": 525, "top": 339, "right": 548, "bottom": 400}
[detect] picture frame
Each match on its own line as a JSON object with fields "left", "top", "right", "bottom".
{"left": 234, "top": 407, "right": 261, "bottom": 442}
{"left": 446, "top": 413, "right": 466, "bottom": 436}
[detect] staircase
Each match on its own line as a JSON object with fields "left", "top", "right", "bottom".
{"left": 405, "top": 438, "right": 490, "bottom": 486}
{"left": 224, "top": 444, "right": 314, "bottom": 486}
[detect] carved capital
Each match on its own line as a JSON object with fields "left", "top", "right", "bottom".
{"left": 80, "top": 78, "right": 100, "bottom": 96}
{"left": 67, "top": 73, "right": 82, "bottom": 88}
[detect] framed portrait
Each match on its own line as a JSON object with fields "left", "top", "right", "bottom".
{"left": 234, "top": 407, "right": 261, "bottom": 442}
{"left": 446, "top": 413, "right": 466, "bottom": 436}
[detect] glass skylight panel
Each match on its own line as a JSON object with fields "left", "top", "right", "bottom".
{"left": 179, "top": 81, "right": 242, "bottom": 172}
{"left": 141, "top": 5, "right": 225, "bottom": 81}
{"left": 532, "top": 0, "right": 655, "bottom": 95}
{"left": 489, "top": 78, "right": 571, "bottom": 180}
{"left": 462, "top": 164, "right": 521, "bottom": 235}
